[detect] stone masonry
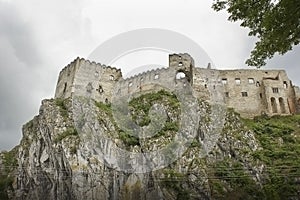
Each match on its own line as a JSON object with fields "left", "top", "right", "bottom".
{"left": 55, "top": 53, "right": 300, "bottom": 118}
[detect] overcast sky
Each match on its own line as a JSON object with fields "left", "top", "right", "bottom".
{"left": 0, "top": 0, "right": 299, "bottom": 150}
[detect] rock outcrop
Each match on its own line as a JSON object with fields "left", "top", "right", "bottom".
{"left": 1, "top": 90, "right": 299, "bottom": 199}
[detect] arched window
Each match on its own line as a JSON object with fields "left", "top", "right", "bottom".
{"left": 176, "top": 72, "right": 186, "bottom": 79}
{"left": 109, "top": 75, "right": 114, "bottom": 80}
{"left": 279, "top": 97, "right": 286, "bottom": 113}
{"left": 271, "top": 97, "right": 278, "bottom": 113}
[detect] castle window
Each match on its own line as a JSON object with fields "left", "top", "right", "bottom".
{"left": 283, "top": 81, "right": 288, "bottom": 89}
{"left": 241, "top": 92, "right": 248, "bottom": 97}
{"left": 97, "top": 85, "right": 104, "bottom": 94}
{"left": 271, "top": 97, "right": 277, "bottom": 113}
{"left": 63, "top": 82, "right": 67, "bottom": 93}
{"left": 109, "top": 75, "right": 114, "bottom": 80}
{"left": 178, "top": 62, "right": 183, "bottom": 67}
{"left": 128, "top": 82, "right": 133, "bottom": 87}
{"left": 235, "top": 78, "right": 241, "bottom": 85}
{"left": 225, "top": 92, "right": 229, "bottom": 97}
{"left": 248, "top": 78, "right": 254, "bottom": 84}
{"left": 279, "top": 97, "right": 286, "bottom": 113}
{"left": 272, "top": 87, "right": 279, "bottom": 93}
{"left": 204, "top": 84, "right": 207, "bottom": 88}
{"left": 222, "top": 78, "right": 227, "bottom": 84}
{"left": 260, "top": 93, "right": 263, "bottom": 99}
{"left": 154, "top": 74, "right": 159, "bottom": 80}
{"left": 176, "top": 72, "right": 186, "bottom": 79}
{"left": 256, "top": 81, "right": 261, "bottom": 87}
{"left": 95, "top": 71, "right": 99, "bottom": 77}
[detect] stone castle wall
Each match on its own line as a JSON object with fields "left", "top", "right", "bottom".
{"left": 55, "top": 57, "right": 122, "bottom": 103}
{"left": 54, "top": 53, "right": 300, "bottom": 118}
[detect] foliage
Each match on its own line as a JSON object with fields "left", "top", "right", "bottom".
{"left": 119, "top": 130, "right": 140, "bottom": 147}
{"left": 54, "top": 127, "right": 78, "bottom": 143}
{"left": 162, "top": 169, "right": 190, "bottom": 200}
{"left": 0, "top": 148, "right": 18, "bottom": 199}
{"left": 242, "top": 114, "right": 300, "bottom": 199}
{"left": 212, "top": 0, "right": 300, "bottom": 67}
{"left": 55, "top": 98, "right": 69, "bottom": 119}
{"left": 128, "top": 90, "right": 180, "bottom": 126}
{"left": 209, "top": 159, "right": 263, "bottom": 199}
{"left": 95, "top": 101, "right": 112, "bottom": 116}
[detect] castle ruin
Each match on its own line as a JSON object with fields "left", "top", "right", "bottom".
{"left": 55, "top": 53, "right": 300, "bottom": 118}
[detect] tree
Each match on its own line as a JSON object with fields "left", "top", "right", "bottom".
{"left": 212, "top": 0, "right": 300, "bottom": 67}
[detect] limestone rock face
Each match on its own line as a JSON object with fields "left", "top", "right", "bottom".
{"left": 2, "top": 95, "right": 262, "bottom": 200}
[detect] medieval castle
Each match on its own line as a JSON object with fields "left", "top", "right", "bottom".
{"left": 55, "top": 53, "right": 300, "bottom": 118}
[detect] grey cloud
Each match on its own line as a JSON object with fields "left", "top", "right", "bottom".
{"left": 0, "top": 2, "right": 44, "bottom": 150}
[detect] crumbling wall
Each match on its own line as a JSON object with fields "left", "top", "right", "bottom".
{"left": 54, "top": 54, "right": 299, "bottom": 118}
{"left": 73, "top": 58, "right": 122, "bottom": 103}
{"left": 54, "top": 58, "right": 79, "bottom": 99}
{"left": 54, "top": 58, "right": 122, "bottom": 103}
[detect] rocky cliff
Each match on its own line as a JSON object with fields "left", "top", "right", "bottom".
{"left": 1, "top": 90, "right": 300, "bottom": 199}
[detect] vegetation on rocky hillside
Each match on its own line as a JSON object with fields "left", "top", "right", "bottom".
{"left": 1, "top": 92, "right": 300, "bottom": 199}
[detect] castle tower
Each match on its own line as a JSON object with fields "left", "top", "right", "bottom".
{"left": 55, "top": 57, "right": 122, "bottom": 103}
{"left": 169, "top": 53, "right": 195, "bottom": 85}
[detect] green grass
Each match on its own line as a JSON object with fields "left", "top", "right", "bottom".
{"left": 128, "top": 90, "right": 180, "bottom": 126}
{"left": 54, "top": 127, "right": 78, "bottom": 143}
{"left": 55, "top": 98, "right": 69, "bottom": 119}
{"left": 242, "top": 114, "right": 300, "bottom": 199}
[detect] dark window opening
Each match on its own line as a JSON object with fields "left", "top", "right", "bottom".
{"left": 225, "top": 92, "right": 229, "bottom": 97}
{"left": 259, "top": 93, "right": 263, "bottom": 99}
{"left": 283, "top": 81, "right": 288, "bottom": 89}
{"left": 204, "top": 84, "right": 207, "bottom": 88}
{"left": 272, "top": 87, "right": 279, "bottom": 93}
{"left": 279, "top": 97, "right": 286, "bottom": 113}
{"left": 271, "top": 97, "right": 277, "bottom": 113}
{"left": 105, "top": 98, "right": 109, "bottom": 104}
{"left": 241, "top": 92, "right": 248, "bottom": 97}
{"left": 178, "top": 62, "right": 183, "bottom": 66}
{"left": 96, "top": 85, "right": 104, "bottom": 94}
{"left": 63, "top": 82, "right": 67, "bottom": 93}
{"left": 256, "top": 81, "right": 260, "bottom": 87}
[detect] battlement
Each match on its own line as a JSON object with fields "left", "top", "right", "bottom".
{"left": 54, "top": 53, "right": 300, "bottom": 118}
